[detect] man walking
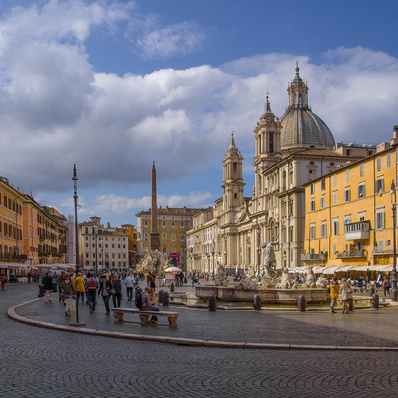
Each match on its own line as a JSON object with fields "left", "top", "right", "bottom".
{"left": 42, "top": 271, "right": 54, "bottom": 304}
{"left": 124, "top": 272, "right": 134, "bottom": 301}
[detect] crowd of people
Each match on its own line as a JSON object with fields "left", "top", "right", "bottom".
{"left": 38, "top": 270, "right": 161, "bottom": 318}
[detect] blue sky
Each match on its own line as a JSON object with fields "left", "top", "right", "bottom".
{"left": 0, "top": 0, "right": 397, "bottom": 227}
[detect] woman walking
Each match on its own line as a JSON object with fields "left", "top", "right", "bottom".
{"left": 339, "top": 278, "right": 353, "bottom": 314}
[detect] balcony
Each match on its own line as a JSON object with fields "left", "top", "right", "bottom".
{"left": 372, "top": 247, "right": 393, "bottom": 256}
{"left": 344, "top": 221, "right": 370, "bottom": 241}
{"left": 301, "top": 253, "right": 326, "bottom": 262}
{"left": 336, "top": 250, "right": 367, "bottom": 259}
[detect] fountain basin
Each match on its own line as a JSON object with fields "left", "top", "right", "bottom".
{"left": 195, "top": 285, "right": 329, "bottom": 303}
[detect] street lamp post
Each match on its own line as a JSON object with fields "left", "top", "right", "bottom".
{"left": 71, "top": 164, "right": 85, "bottom": 327}
{"left": 257, "top": 225, "right": 261, "bottom": 279}
{"left": 211, "top": 240, "right": 215, "bottom": 278}
{"left": 72, "top": 164, "right": 79, "bottom": 273}
{"left": 390, "top": 181, "right": 397, "bottom": 301}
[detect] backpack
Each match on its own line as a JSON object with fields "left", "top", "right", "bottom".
{"left": 135, "top": 292, "right": 143, "bottom": 309}
{"left": 88, "top": 279, "right": 96, "bottom": 290}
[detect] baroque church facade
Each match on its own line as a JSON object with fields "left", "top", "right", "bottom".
{"left": 186, "top": 66, "right": 368, "bottom": 274}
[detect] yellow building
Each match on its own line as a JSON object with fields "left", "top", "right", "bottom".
{"left": 136, "top": 207, "right": 201, "bottom": 271}
{"left": 303, "top": 126, "right": 398, "bottom": 275}
{"left": 121, "top": 224, "right": 139, "bottom": 266}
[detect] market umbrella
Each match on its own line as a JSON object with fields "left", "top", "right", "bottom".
{"left": 163, "top": 266, "right": 182, "bottom": 273}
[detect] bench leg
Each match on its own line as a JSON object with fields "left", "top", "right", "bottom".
{"left": 139, "top": 314, "right": 149, "bottom": 325}
{"left": 168, "top": 316, "right": 178, "bottom": 327}
{"left": 113, "top": 313, "right": 124, "bottom": 322}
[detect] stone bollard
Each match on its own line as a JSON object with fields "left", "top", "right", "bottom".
{"left": 158, "top": 290, "right": 164, "bottom": 304}
{"left": 162, "top": 291, "right": 170, "bottom": 306}
{"left": 208, "top": 294, "right": 216, "bottom": 311}
{"left": 253, "top": 294, "right": 261, "bottom": 311}
{"left": 297, "top": 295, "right": 306, "bottom": 312}
{"left": 371, "top": 293, "right": 379, "bottom": 309}
{"left": 369, "top": 285, "right": 375, "bottom": 297}
{"left": 170, "top": 283, "right": 175, "bottom": 293}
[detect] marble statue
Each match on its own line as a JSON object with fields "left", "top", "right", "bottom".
{"left": 214, "top": 264, "right": 229, "bottom": 286}
{"left": 303, "top": 265, "right": 317, "bottom": 288}
{"left": 260, "top": 240, "right": 278, "bottom": 287}
{"left": 275, "top": 266, "right": 293, "bottom": 289}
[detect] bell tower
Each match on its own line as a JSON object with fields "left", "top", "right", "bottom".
{"left": 253, "top": 95, "right": 282, "bottom": 198}
{"left": 222, "top": 134, "right": 244, "bottom": 214}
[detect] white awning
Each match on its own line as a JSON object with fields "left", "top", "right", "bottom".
{"left": 322, "top": 266, "right": 341, "bottom": 274}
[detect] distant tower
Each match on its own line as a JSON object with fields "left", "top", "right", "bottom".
{"left": 150, "top": 161, "right": 160, "bottom": 252}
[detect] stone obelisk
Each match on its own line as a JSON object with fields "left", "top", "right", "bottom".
{"left": 150, "top": 161, "right": 160, "bottom": 253}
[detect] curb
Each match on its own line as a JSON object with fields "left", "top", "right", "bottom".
{"left": 7, "top": 298, "right": 398, "bottom": 351}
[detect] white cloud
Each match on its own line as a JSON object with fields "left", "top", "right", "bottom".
{"left": 0, "top": 2, "right": 398, "bottom": 225}
{"left": 136, "top": 20, "right": 207, "bottom": 59}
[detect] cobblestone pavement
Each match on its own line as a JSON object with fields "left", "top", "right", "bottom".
{"left": 1, "top": 283, "right": 398, "bottom": 397}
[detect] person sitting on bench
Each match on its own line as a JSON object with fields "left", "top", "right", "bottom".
{"left": 141, "top": 286, "right": 159, "bottom": 324}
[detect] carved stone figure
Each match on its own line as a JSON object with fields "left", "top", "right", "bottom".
{"left": 236, "top": 266, "right": 258, "bottom": 290}
{"left": 137, "top": 248, "right": 168, "bottom": 274}
{"left": 214, "top": 264, "right": 229, "bottom": 286}
{"left": 260, "top": 240, "right": 278, "bottom": 287}
{"left": 316, "top": 275, "right": 328, "bottom": 289}
{"left": 303, "top": 265, "right": 317, "bottom": 288}
{"left": 275, "top": 266, "right": 292, "bottom": 289}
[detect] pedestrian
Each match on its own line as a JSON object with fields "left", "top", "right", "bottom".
{"left": 329, "top": 276, "right": 339, "bottom": 313}
{"left": 124, "top": 272, "right": 134, "bottom": 301}
{"left": 140, "top": 286, "right": 159, "bottom": 324}
{"left": 112, "top": 274, "right": 122, "bottom": 308}
{"left": 74, "top": 272, "right": 86, "bottom": 305}
{"left": 27, "top": 271, "right": 32, "bottom": 284}
{"left": 1, "top": 273, "right": 6, "bottom": 291}
{"left": 339, "top": 278, "right": 353, "bottom": 314}
{"left": 58, "top": 270, "right": 66, "bottom": 302}
{"left": 97, "top": 275, "right": 112, "bottom": 315}
{"left": 61, "top": 274, "right": 77, "bottom": 317}
{"left": 41, "top": 271, "right": 53, "bottom": 303}
{"left": 85, "top": 272, "right": 98, "bottom": 313}
{"left": 146, "top": 274, "right": 157, "bottom": 305}
{"left": 383, "top": 276, "right": 390, "bottom": 297}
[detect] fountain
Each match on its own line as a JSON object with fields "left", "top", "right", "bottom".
{"left": 195, "top": 242, "right": 329, "bottom": 304}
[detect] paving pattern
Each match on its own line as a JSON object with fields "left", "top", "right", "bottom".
{"left": 1, "top": 283, "right": 398, "bottom": 397}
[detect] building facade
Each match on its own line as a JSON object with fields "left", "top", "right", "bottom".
{"left": 136, "top": 207, "right": 201, "bottom": 271}
{"left": 80, "top": 217, "right": 129, "bottom": 271}
{"left": 0, "top": 177, "right": 24, "bottom": 273}
{"left": 186, "top": 66, "right": 371, "bottom": 275}
{"left": 303, "top": 127, "right": 398, "bottom": 270}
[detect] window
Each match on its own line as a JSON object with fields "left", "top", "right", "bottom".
{"left": 320, "top": 196, "right": 325, "bottom": 209}
{"left": 321, "top": 223, "right": 327, "bottom": 238}
{"left": 333, "top": 220, "right": 339, "bottom": 236}
{"left": 310, "top": 225, "right": 316, "bottom": 239}
{"left": 310, "top": 200, "right": 315, "bottom": 211}
{"left": 377, "top": 156, "right": 381, "bottom": 172}
{"left": 333, "top": 192, "right": 337, "bottom": 205}
{"left": 387, "top": 153, "right": 391, "bottom": 169}
{"left": 375, "top": 179, "right": 384, "bottom": 194}
{"left": 345, "top": 169, "right": 349, "bottom": 183}
{"left": 358, "top": 184, "right": 365, "bottom": 199}
{"left": 375, "top": 211, "right": 385, "bottom": 229}
{"left": 320, "top": 178, "right": 325, "bottom": 191}
{"left": 333, "top": 174, "right": 337, "bottom": 187}
{"left": 310, "top": 183, "right": 315, "bottom": 195}
{"left": 344, "top": 189, "right": 351, "bottom": 202}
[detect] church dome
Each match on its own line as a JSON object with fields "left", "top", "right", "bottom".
{"left": 279, "top": 66, "right": 335, "bottom": 151}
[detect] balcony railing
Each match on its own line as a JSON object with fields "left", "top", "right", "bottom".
{"left": 344, "top": 220, "right": 370, "bottom": 240}
{"left": 301, "top": 253, "right": 326, "bottom": 261}
{"left": 372, "top": 247, "right": 393, "bottom": 255}
{"left": 336, "top": 250, "right": 367, "bottom": 258}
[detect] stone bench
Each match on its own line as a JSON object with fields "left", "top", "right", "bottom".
{"left": 111, "top": 308, "right": 179, "bottom": 327}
